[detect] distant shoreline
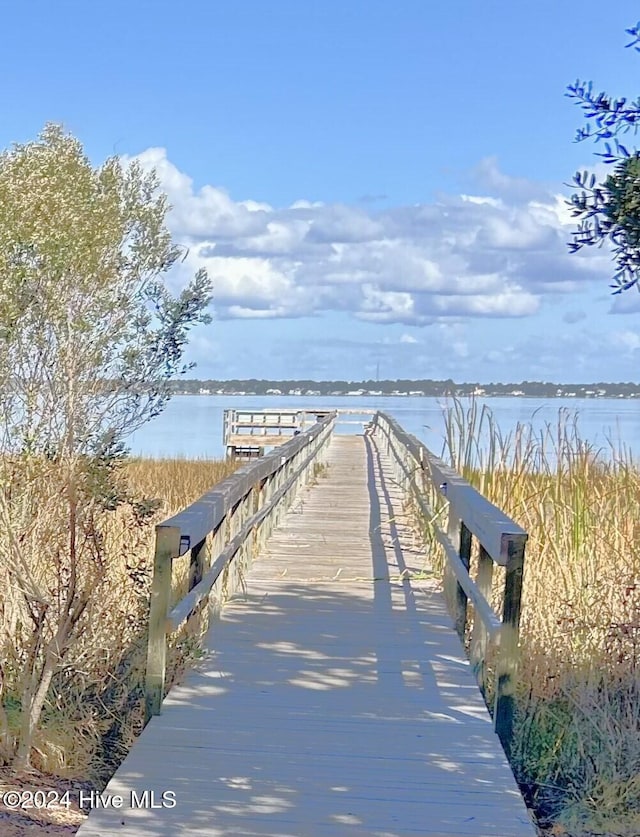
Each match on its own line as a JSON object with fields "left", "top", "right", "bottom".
{"left": 167, "top": 379, "right": 640, "bottom": 399}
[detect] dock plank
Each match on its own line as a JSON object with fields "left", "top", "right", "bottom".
{"left": 77, "top": 435, "right": 536, "bottom": 837}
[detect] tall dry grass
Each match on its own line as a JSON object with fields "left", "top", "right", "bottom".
{"left": 0, "top": 455, "right": 237, "bottom": 780}
{"left": 437, "top": 400, "right": 640, "bottom": 835}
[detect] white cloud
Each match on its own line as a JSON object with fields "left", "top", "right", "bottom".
{"left": 190, "top": 253, "right": 292, "bottom": 305}
{"left": 130, "top": 149, "right": 608, "bottom": 325}
{"left": 290, "top": 199, "right": 324, "bottom": 209}
{"left": 240, "top": 220, "right": 310, "bottom": 255}
{"left": 431, "top": 289, "right": 539, "bottom": 317}
{"left": 529, "top": 196, "right": 574, "bottom": 228}
{"left": 226, "top": 305, "right": 290, "bottom": 319}
{"left": 128, "top": 148, "right": 272, "bottom": 240}
{"left": 460, "top": 194, "right": 503, "bottom": 208}
{"left": 477, "top": 211, "right": 557, "bottom": 250}
{"left": 357, "top": 287, "right": 418, "bottom": 323}
{"left": 306, "top": 204, "right": 384, "bottom": 243}
{"left": 241, "top": 199, "right": 272, "bottom": 212}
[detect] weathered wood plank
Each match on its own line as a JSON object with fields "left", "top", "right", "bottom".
{"left": 78, "top": 436, "right": 536, "bottom": 837}
{"left": 226, "top": 433, "right": 299, "bottom": 447}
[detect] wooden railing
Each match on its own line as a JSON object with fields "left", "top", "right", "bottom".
{"left": 372, "top": 412, "right": 528, "bottom": 755}
{"left": 144, "top": 411, "right": 336, "bottom": 718}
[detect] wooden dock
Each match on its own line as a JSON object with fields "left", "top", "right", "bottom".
{"left": 77, "top": 435, "right": 536, "bottom": 837}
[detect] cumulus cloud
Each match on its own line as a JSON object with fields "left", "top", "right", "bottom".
{"left": 131, "top": 148, "right": 271, "bottom": 240}
{"left": 430, "top": 289, "right": 539, "bottom": 317}
{"left": 129, "top": 149, "right": 607, "bottom": 325}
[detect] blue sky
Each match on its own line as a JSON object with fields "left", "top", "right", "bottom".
{"left": 4, "top": 1, "right": 640, "bottom": 382}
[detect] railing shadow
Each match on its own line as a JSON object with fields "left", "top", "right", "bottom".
{"left": 365, "top": 432, "right": 450, "bottom": 697}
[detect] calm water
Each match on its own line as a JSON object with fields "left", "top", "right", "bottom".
{"left": 128, "top": 395, "right": 640, "bottom": 463}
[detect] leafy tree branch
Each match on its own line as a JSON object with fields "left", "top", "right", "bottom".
{"left": 566, "top": 22, "right": 640, "bottom": 293}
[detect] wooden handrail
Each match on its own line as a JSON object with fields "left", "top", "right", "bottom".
{"left": 144, "top": 412, "right": 336, "bottom": 719}
{"left": 372, "top": 411, "right": 527, "bottom": 756}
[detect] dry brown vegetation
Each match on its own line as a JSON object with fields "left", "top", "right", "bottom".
{"left": 429, "top": 401, "right": 640, "bottom": 836}
{"left": 0, "top": 456, "right": 236, "bottom": 784}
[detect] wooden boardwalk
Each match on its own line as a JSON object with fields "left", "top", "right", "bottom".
{"left": 78, "top": 435, "right": 536, "bottom": 837}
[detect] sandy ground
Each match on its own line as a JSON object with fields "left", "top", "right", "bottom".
{"left": 0, "top": 769, "right": 93, "bottom": 836}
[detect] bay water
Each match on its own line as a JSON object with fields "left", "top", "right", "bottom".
{"left": 128, "top": 394, "right": 640, "bottom": 463}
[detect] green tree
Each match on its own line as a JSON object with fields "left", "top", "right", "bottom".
{"left": 566, "top": 22, "right": 640, "bottom": 292}
{"left": 0, "top": 124, "right": 212, "bottom": 768}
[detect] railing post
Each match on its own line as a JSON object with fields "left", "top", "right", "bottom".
{"left": 455, "top": 523, "right": 472, "bottom": 639}
{"left": 145, "top": 524, "right": 181, "bottom": 720}
{"left": 443, "top": 509, "right": 460, "bottom": 620}
{"left": 236, "top": 490, "right": 249, "bottom": 572}
{"left": 250, "top": 481, "right": 262, "bottom": 559}
{"left": 208, "top": 518, "right": 225, "bottom": 620}
{"left": 494, "top": 538, "right": 526, "bottom": 755}
{"left": 443, "top": 512, "right": 472, "bottom": 640}
{"left": 257, "top": 477, "right": 269, "bottom": 547}
{"left": 469, "top": 545, "right": 494, "bottom": 697}
{"left": 265, "top": 473, "right": 276, "bottom": 537}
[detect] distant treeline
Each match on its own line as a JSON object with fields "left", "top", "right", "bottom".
{"left": 167, "top": 378, "right": 640, "bottom": 398}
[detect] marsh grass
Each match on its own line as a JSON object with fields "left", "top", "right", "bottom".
{"left": 435, "top": 399, "right": 640, "bottom": 835}
{"left": 0, "top": 455, "right": 238, "bottom": 781}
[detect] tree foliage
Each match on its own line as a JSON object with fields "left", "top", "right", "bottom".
{"left": 566, "top": 22, "right": 640, "bottom": 292}
{"left": 0, "top": 124, "right": 212, "bottom": 768}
